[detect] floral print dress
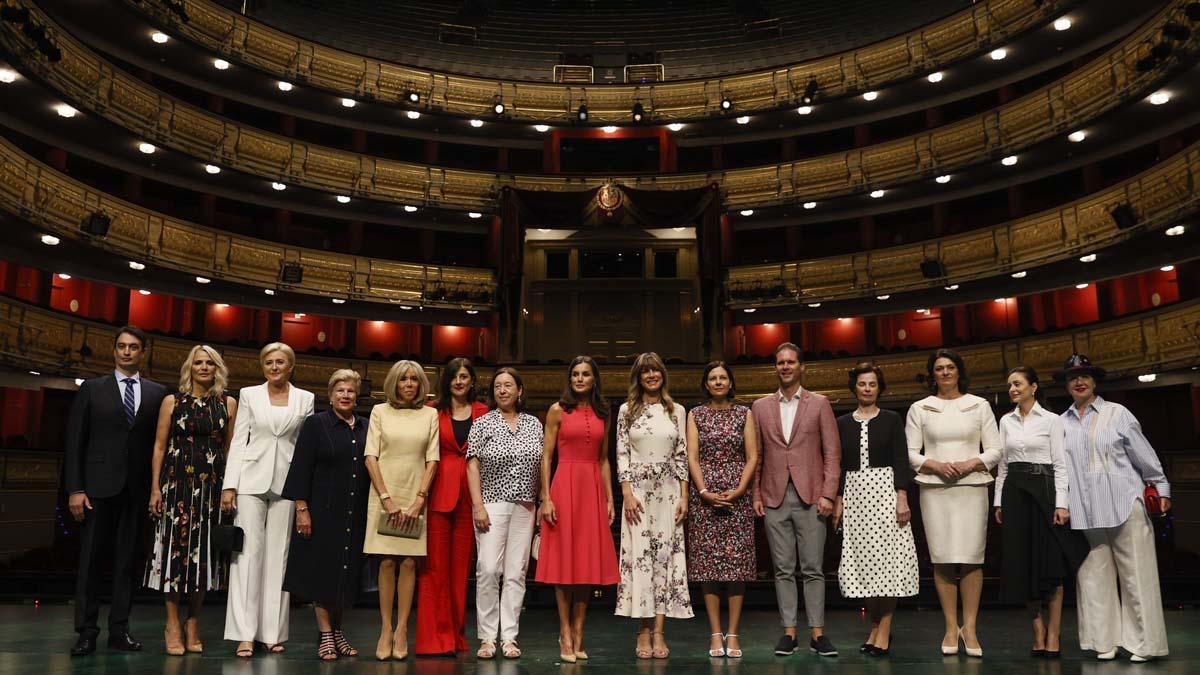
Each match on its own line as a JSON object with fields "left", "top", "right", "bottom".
{"left": 686, "top": 404, "right": 756, "bottom": 582}
{"left": 145, "top": 392, "right": 229, "bottom": 593}
{"left": 615, "top": 402, "right": 693, "bottom": 619}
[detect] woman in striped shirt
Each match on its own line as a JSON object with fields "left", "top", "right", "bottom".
{"left": 1057, "top": 355, "right": 1171, "bottom": 663}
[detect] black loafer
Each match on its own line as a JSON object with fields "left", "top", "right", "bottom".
{"left": 810, "top": 635, "right": 838, "bottom": 657}
{"left": 107, "top": 633, "right": 143, "bottom": 652}
{"left": 773, "top": 634, "right": 798, "bottom": 655}
{"left": 71, "top": 636, "right": 97, "bottom": 656}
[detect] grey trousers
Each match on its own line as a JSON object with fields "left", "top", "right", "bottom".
{"left": 764, "top": 483, "right": 827, "bottom": 628}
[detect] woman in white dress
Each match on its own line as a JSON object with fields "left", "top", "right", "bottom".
{"left": 615, "top": 352, "right": 693, "bottom": 659}
{"left": 220, "top": 343, "right": 315, "bottom": 657}
{"left": 832, "top": 363, "right": 917, "bottom": 657}
{"left": 905, "top": 349, "right": 1001, "bottom": 657}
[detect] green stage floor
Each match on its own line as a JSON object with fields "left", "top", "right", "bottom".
{"left": 0, "top": 603, "right": 1195, "bottom": 674}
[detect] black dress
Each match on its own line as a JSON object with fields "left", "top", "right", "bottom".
{"left": 281, "top": 410, "right": 370, "bottom": 607}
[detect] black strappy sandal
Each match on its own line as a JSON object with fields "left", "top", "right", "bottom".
{"left": 317, "top": 632, "right": 338, "bottom": 661}
{"left": 333, "top": 630, "right": 358, "bottom": 657}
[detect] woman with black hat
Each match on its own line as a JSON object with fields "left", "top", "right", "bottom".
{"left": 993, "top": 366, "right": 1087, "bottom": 658}
{"left": 1057, "top": 354, "right": 1171, "bottom": 663}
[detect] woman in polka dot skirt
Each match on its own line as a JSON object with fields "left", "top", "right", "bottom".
{"left": 832, "top": 363, "right": 918, "bottom": 657}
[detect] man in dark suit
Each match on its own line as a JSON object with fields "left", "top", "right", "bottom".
{"left": 65, "top": 326, "right": 168, "bottom": 656}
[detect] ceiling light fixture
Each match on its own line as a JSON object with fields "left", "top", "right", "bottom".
{"left": 493, "top": 101, "right": 506, "bottom": 115}
{"left": 862, "top": 91, "right": 878, "bottom": 101}
{"left": 797, "top": 105, "right": 813, "bottom": 115}
{"left": 927, "top": 71, "right": 944, "bottom": 83}
{"left": 1149, "top": 91, "right": 1171, "bottom": 105}
{"left": 340, "top": 98, "right": 356, "bottom": 108}
{"left": 468, "top": 212, "right": 483, "bottom": 219}
{"left": 1161, "top": 265, "right": 1175, "bottom": 272}
{"left": 57, "top": 273, "right": 71, "bottom": 280}
{"left": 336, "top": 195, "right": 351, "bottom": 203}
{"left": 935, "top": 174, "right": 951, "bottom": 184}
{"left": 195, "top": 276, "right": 211, "bottom": 284}
{"left": 138, "top": 142, "right": 156, "bottom": 154}
{"left": 54, "top": 103, "right": 77, "bottom": 118}
{"left": 994, "top": 298, "right": 1007, "bottom": 303}
{"left": 735, "top": 116, "right": 750, "bottom": 124}
{"left": 204, "top": 164, "right": 220, "bottom": 174}
{"left": 0, "top": 68, "right": 17, "bottom": 84}
{"left": 466, "top": 309, "right": 479, "bottom": 315}
{"left": 264, "top": 289, "right": 275, "bottom": 295}
{"left": 1011, "top": 270, "right": 1027, "bottom": 278}
{"left": 990, "top": 48, "right": 1007, "bottom": 60}
{"left": 1001, "top": 155, "right": 1018, "bottom": 166}
{"left": 1075, "top": 283, "right": 1090, "bottom": 289}
{"left": 1079, "top": 253, "right": 1097, "bottom": 263}
{"left": 138, "top": 289, "right": 151, "bottom": 295}
{"left": 576, "top": 103, "right": 588, "bottom": 121}
{"left": 128, "top": 261, "right": 145, "bottom": 270}
{"left": 1053, "top": 17, "right": 1072, "bottom": 31}
{"left": 743, "top": 307, "right": 756, "bottom": 313}
{"left": 808, "top": 302, "right": 821, "bottom": 308}
{"left": 407, "top": 91, "right": 420, "bottom": 104}
{"left": 739, "top": 209, "right": 754, "bottom": 217}
{"left": 212, "top": 58, "right": 230, "bottom": 70}
{"left": 720, "top": 98, "right": 733, "bottom": 111}
{"left": 1138, "top": 373, "right": 1157, "bottom": 383}
{"left": 406, "top": 110, "right": 421, "bottom": 120}
{"left": 41, "top": 234, "right": 60, "bottom": 246}
{"left": 469, "top": 118, "right": 484, "bottom": 128}
{"left": 151, "top": 31, "right": 170, "bottom": 44}
{"left": 602, "top": 125, "right": 618, "bottom": 133}
{"left": 667, "top": 122, "right": 684, "bottom": 131}
{"left": 945, "top": 284, "right": 960, "bottom": 291}
{"left": 803, "top": 201, "right": 817, "bottom": 209}
{"left": 632, "top": 101, "right": 645, "bottom": 123}
{"left": 877, "top": 294, "right": 890, "bottom": 300}
{"left": 1068, "top": 130, "right": 1086, "bottom": 142}
{"left": 870, "top": 189, "right": 886, "bottom": 198}
{"left": 404, "top": 205, "right": 418, "bottom": 213}
{"left": 801, "top": 78, "right": 818, "bottom": 105}
{"left": 277, "top": 81, "right": 293, "bottom": 92}
{"left": 1165, "top": 225, "right": 1185, "bottom": 236}
{"left": 534, "top": 124, "right": 550, "bottom": 132}
{"left": 271, "top": 182, "right": 286, "bottom": 191}
{"left": 331, "top": 298, "right": 346, "bottom": 304}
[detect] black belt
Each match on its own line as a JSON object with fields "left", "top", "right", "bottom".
{"left": 1008, "top": 462, "right": 1053, "bottom": 476}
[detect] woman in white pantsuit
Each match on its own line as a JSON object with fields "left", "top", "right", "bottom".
{"left": 220, "top": 343, "right": 315, "bottom": 657}
{"left": 467, "top": 367, "right": 543, "bottom": 660}
{"left": 1057, "top": 354, "right": 1171, "bottom": 663}
{"left": 905, "top": 349, "right": 1001, "bottom": 658}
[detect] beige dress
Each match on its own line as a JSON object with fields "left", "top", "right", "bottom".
{"left": 363, "top": 404, "right": 440, "bottom": 556}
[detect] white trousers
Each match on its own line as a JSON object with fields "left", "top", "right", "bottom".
{"left": 474, "top": 502, "right": 535, "bottom": 642}
{"left": 225, "top": 493, "right": 294, "bottom": 643}
{"left": 1077, "top": 499, "right": 1169, "bottom": 657}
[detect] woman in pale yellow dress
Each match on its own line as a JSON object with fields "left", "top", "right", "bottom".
{"left": 363, "top": 360, "right": 439, "bottom": 661}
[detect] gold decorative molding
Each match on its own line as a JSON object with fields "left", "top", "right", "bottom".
{"left": 0, "top": 136, "right": 496, "bottom": 309}
{"left": 1, "top": 294, "right": 1195, "bottom": 405}
{"left": 130, "top": 0, "right": 1052, "bottom": 122}
{"left": 727, "top": 142, "right": 1200, "bottom": 305}
{"left": 0, "top": 1, "right": 1187, "bottom": 209}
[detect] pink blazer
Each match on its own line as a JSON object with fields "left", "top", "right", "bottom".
{"left": 751, "top": 389, "right": 842, "bottom": 509}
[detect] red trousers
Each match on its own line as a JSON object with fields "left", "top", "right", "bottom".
{"left": 415, "top": 496, "right": 474, "bottom": 654}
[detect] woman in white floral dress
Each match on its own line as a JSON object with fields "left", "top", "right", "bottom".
{"left": 615, "top": 352, "right": 693, "bottom": 659}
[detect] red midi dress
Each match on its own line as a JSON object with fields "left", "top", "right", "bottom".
{"left": 534, "top": 406, "right": 620, "bottom": 585}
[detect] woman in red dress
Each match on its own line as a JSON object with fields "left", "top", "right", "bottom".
{"left": 535, "top": 356, "right": 620, "bottom": 663}
{"left": 414, "top": 357, "right": 488, "bottom": 655}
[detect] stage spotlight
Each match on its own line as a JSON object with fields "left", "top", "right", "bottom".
{"left": 632, "top": 101, "right": 644, "bottom": 123}
{"left": 1163, "top": 22, "right": 1191, "bottom": 40}
{"left": 802, "top": 78, "right": 818, "bottom": 105}
{"left": 493, "top": 100, "right": 506, "bottom": 115}
{"left": 577, "top": 104, "right": 588, "bottom": 121}
{"left": 407, "top": 90, "right": 420, "bottom": 103}
{"left": 720, "top": 97, "right": 732, "bottom": 111}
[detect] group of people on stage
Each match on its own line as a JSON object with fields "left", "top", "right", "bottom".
{"left": 65, "top": 328, "right": 1173, "bottom": 663}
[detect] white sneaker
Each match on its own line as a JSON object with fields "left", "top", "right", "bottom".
{"left": 1096, "top": 649, "right": 1118, "bottom": 660}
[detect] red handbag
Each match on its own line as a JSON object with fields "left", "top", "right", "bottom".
{"left": 1144, "top": 484, "right": 1165, "bottom": 517}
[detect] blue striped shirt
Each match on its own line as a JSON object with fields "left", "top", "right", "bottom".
{"left": 1060, "top": 397, "right": 1170, "bottom": 530}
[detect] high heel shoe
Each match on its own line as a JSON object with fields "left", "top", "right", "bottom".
{"left": 183, "top": 617, "right": 203, "bottom": 653}
{"left": 870, "top": 633, "right": 892, "bottom": 657}
{"left": 708, "top": 633, "right": 726, "bottom": 658}
{"left": 391, "top": 629, "right": 408, "bottom": 661}
{"left": 163, "top": 626, "right": 185, "bottom": 656}
{"left": 940, "top": 627, "right": 959, "bottom": 656}
{"left": 725, "top": 634, "right": 743, "bottom": 659}
{"left": 375, "top": 632, "right": 393, "bottom": 661}
{"left": 558, "top": 638, "right": 578, "bottom": 663}
{"left": 959, "top": 628, "right": 982, "bottom": 658}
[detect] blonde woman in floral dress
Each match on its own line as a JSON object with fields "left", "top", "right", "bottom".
{"left": 615, "top": 352, "right": 693, "bottom": 659}
{"left": 145, "top": 345, "right": 238, "bottom": 655}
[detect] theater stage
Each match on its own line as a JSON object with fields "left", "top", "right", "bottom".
{"left": 0, "top": 604, "right": 1195, "bottom": 674}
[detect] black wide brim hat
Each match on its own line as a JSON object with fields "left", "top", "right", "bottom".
{"left": 1053, "top": 354, "right": 1107, "bottom": 382}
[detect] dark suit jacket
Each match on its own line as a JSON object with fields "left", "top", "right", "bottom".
{"left": 64, "top": 373, "right": 168, "bottom": 500}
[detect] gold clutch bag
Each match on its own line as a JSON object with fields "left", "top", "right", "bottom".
{"left": 376, "top": 512, "right": 425, "bottom": 539}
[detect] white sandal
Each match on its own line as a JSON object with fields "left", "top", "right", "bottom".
{"left": 725, "top": 633, "right": 743, "bottom": 658}
{"left": 476, "top": 641, "right": 496, "bottom": 659}
{"left": 708, "top": 633, "right": 726, "bottom": 657}
{"left": 501, "top": 640, "right": 521, "bottom": 659}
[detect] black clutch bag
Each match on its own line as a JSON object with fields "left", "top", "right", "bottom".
{"left": 212, "top": 522, "right": 244, "bottom": 553}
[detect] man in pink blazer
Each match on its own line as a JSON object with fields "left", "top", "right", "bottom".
{"left": 752, "top": 342, "right": 842, "bottom": 657}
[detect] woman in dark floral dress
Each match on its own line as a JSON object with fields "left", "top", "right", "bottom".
{"left": 145, "top": 345, "right": 238, "bottom": 655}
{"left": 685, "top": 361, "right": 759, "bottom": 658}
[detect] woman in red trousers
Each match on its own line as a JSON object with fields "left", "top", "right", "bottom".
{"left": 535, "top": 356, "right": 620, "bottom": 663}
{"left": 415, "top": 357, "right": 488, "bottom": 655}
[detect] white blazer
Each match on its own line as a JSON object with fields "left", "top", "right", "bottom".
{"left": 223, "top": 382, "right": 315, "bottom": 496}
